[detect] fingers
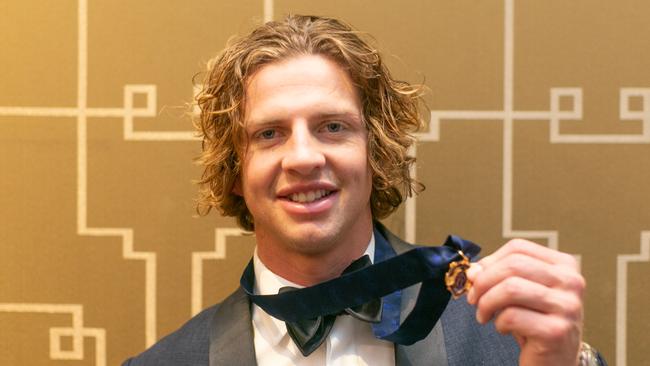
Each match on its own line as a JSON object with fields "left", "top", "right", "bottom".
{"left": 473, "top": 276, "right": 583, "bottom": 324}
{"left": 467, "top": 250, "right": 586, "bottom": 306}
{"left": 478, "top": 238, "right": 578, "bottom": 270}
{"left": 493, "top": 307, "right": 582, "bottom": 365}
{"left": 494, "top": 306, "right": 580, "bottom": 340}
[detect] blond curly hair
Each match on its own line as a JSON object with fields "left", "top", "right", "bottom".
{"left": 194, "top": 14, "right": 424, "bottom": 231}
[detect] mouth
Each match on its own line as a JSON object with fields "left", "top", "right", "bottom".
{"left": 287, "top": 189, "right": 334, "bottom": 204}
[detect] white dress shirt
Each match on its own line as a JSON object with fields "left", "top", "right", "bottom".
{"left": 252, "top": 234, "right": 395, "bottom": 366}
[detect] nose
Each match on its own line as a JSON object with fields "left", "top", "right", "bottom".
{"left": 281, "top": 123, "right": 326, "bottom": 175}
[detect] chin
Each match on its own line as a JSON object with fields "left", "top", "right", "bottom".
{"left": 290, "top": 243, "right": 334, "bottom": 257}
{"left": 284, "top": 227, "right": 341, "bottom": 254}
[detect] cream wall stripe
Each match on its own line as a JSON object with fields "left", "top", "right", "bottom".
{"left": 550, "top": 88, "right": 650, "bottom": 144}
{"left": 501, "top": 0, "right": 516, "bottom": 240}
{"left": 74, "top": 0, "right": 157, "bottom": 347}
{"left": 191, "top": 228, "right": 246, "bottom": 316}
{"left": 264, "top": 0, "right": 274, "bottom": 23}
{"left": 50, "top": 327, "right": 107, "bottom": 366}
{"left": 408, "top": 0, "right": 559, "bottom": 250}
{"left": 122, "top": 84, "right": 200, "bottom": 141}
{"left": 501, "top": 0, "right": 559, "bottom": 249}
{"left": 0, "top": 303, "right": 106, "bottom": 365}
{"left": 616, "top": 231, "right": 650, "bottom": 366}
{"left": 0, "top": 107, "right": 80, "bottom": 116}
{"left": 0, "top": 106, "right": 177, "bottom": 118}
{"left": 0, "top": 87, "right": 199, "bottom": 141}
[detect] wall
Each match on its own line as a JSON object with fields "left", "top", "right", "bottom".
{"left": 1, "top": 1, "right": 649, "bottom": 365}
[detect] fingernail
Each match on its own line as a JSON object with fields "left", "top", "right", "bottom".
{"left": 476, "top": 311, "right": 484, "bottom": 324}
{"left": 467, "top": 263, "right": 481, "bottom": 280}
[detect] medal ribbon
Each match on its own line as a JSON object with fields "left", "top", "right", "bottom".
{"left": 240, "top": 228, "right": 480, "bottom": 345}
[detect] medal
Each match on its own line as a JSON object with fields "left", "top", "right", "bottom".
{"left": 445, "top": 251, "right": 472, "bottom": 299}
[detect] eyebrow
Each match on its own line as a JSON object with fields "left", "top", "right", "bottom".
{"left": 246, "top": 111, "right": 362, "bottom": 128}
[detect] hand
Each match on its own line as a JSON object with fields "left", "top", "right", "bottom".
{"left": 466, "top": 239, "right": 585, "bottom": 366}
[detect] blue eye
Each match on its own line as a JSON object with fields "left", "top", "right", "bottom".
{"left": 325, "top": 122, "right": 343, "bottom": 132}
{"left": 259, "top": 129, "right": 276, "bottom": 139}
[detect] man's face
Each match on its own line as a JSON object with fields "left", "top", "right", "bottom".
{"left": 239, "top": 54, "right": 373, "bottom": 257}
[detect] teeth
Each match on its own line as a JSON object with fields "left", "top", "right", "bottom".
{"left": 289, "top": 189, "right": 330, "bottom": 203}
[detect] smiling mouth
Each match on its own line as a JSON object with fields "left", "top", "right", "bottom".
{"left": 287, "top": 189, "right": 334, "bottom": 203}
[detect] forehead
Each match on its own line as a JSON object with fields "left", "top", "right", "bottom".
{"left": 243, "top": 55, "right": 362, "bottom": 126}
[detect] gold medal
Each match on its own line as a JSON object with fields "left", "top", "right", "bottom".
{"left": 445, "top": 251, "right": 472, "bottom": 299}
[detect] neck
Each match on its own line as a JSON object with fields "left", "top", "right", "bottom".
{"left": 255, "top": 219, "right": 373, "bottom": 286}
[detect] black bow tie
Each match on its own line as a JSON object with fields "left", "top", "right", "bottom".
{"left": 278, "top": 255, "right": 382, "bottom": 356}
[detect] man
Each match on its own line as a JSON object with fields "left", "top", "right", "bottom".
{"left": 124, "top": 15, "right": 604, "bottom": 366}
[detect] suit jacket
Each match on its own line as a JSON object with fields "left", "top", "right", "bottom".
{"left": 124, "top": 223, "right": 520, "bottom": 366}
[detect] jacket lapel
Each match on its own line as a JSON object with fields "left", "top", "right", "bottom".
{"left": 375, "top": 222, "right": 449, "bottom": 366}
{"left": 209, "top": 287, "right": 257, "bottom": 366}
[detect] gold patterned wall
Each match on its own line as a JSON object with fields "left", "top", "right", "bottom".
{"left": 1, "top": 1, "right": 649, "bottom": 365}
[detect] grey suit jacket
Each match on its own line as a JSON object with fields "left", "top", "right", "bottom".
{"left": 124, "top": 224, "right": 520, "bottom": 365}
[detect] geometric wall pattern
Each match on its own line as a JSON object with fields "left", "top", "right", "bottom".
{"left": 1, "top": 0, "right": 649, "bottom": 364}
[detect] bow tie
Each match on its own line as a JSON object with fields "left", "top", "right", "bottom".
{"left": 279, "top": 255, "right": 382, "bottom": 356}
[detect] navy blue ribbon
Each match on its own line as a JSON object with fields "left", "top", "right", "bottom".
{"left": 241, "top": 229, "right": 480, "bottom": 345}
